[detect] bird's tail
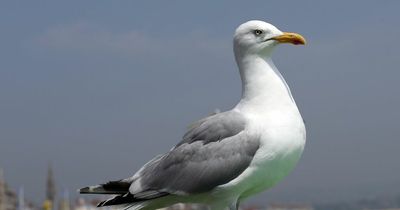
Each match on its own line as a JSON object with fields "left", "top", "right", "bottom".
{"left": 97, "top": 193, "right": 137, "bottom": 207}
{"left": 91, "top": 201, "right": 147, "bottom": 210}
{"left": 96, "top": 191, "right": 169, "bottom": 207}
{"left": 79, "top": 180, "right": 169, "bottom": 209}
{"left": 79, "top": 180, "right": 130, "bottom": 195}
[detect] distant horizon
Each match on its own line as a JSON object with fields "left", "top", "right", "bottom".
{"left": 2, "top": 166, "right": 400, "bottom": 207}
{"left": 1, "top": 164, "right": 399, "bottom": 207}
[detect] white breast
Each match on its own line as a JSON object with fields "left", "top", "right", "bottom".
{"left": 218, "top": 107, "right": 306, "bottom": 200}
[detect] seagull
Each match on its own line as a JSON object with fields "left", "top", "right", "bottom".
{"left": 79, "top": 20, "right": 307, "bottom": 210}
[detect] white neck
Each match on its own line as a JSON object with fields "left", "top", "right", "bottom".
{"left": 235, "top": 54, "right": 296, "bottom": 112}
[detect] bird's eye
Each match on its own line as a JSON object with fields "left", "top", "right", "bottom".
{"left": 254, "top": 29, "right": 263, "bottom": 36}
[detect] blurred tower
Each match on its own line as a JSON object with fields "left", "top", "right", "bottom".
{"left": 46, "top": 165, "right": 56, "bottom": 202}
{"left": 45, "top": 164, "right": 56, "bottom": 210}
{"left": 0, "top": 169, "right": 6, "bottom": 210}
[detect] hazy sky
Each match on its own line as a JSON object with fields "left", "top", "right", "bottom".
{"left": 1, "top": 0, "right": 399, "bottom": 206}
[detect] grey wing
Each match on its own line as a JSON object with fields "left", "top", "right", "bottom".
{"left": 129, "top": 110, "right": 260, "bottom": 196}
{"left": 178, "top": 110, "right": 246, "bottom": 146}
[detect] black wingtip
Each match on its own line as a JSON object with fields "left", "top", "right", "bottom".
{"left": 97, "top": 194, "right": 135, "bottom": 207}
{"left": 78, "top": 187, "right": 90, "bottom": 194}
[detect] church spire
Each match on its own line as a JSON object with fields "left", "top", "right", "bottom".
{"left": 46, "top": 164, "right": 56, "bottom": 203}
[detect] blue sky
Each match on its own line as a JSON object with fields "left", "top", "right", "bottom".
{"left": 1, "top": 0, "right": 400, "bottom": 205}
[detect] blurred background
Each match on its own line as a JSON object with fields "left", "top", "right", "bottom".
{"left": 1, "top": 1, "right": 399, "bottom": 210}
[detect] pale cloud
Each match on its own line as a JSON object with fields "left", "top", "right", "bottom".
{"left": 34, "top": 21, "right": 230, "bottom": 58}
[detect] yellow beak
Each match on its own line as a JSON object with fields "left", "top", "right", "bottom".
{"left": 271, "top": 32, "right": 306, "bottom": 45}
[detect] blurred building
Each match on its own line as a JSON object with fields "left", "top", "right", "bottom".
{"left": 58, "top": 190, "right": 70, "bottom": 210}
{"left": 266, "top": 203, "right": 313, "bottom": 210}
{"left": 74, "top": 198, "right": 97, "bottom": 210}
{"left": 161, "top": 203, "right": 208, "bottom": 210}
{"left": 0, "top": 169, "right": 17, "bottom": 210}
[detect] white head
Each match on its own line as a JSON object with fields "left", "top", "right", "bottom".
{"left": 233, "top": 20, "right": 306, "bottom": 60}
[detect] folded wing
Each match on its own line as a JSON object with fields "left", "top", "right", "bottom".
{"left": 81, "top": 110, "right": 260, "bottom": 207}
